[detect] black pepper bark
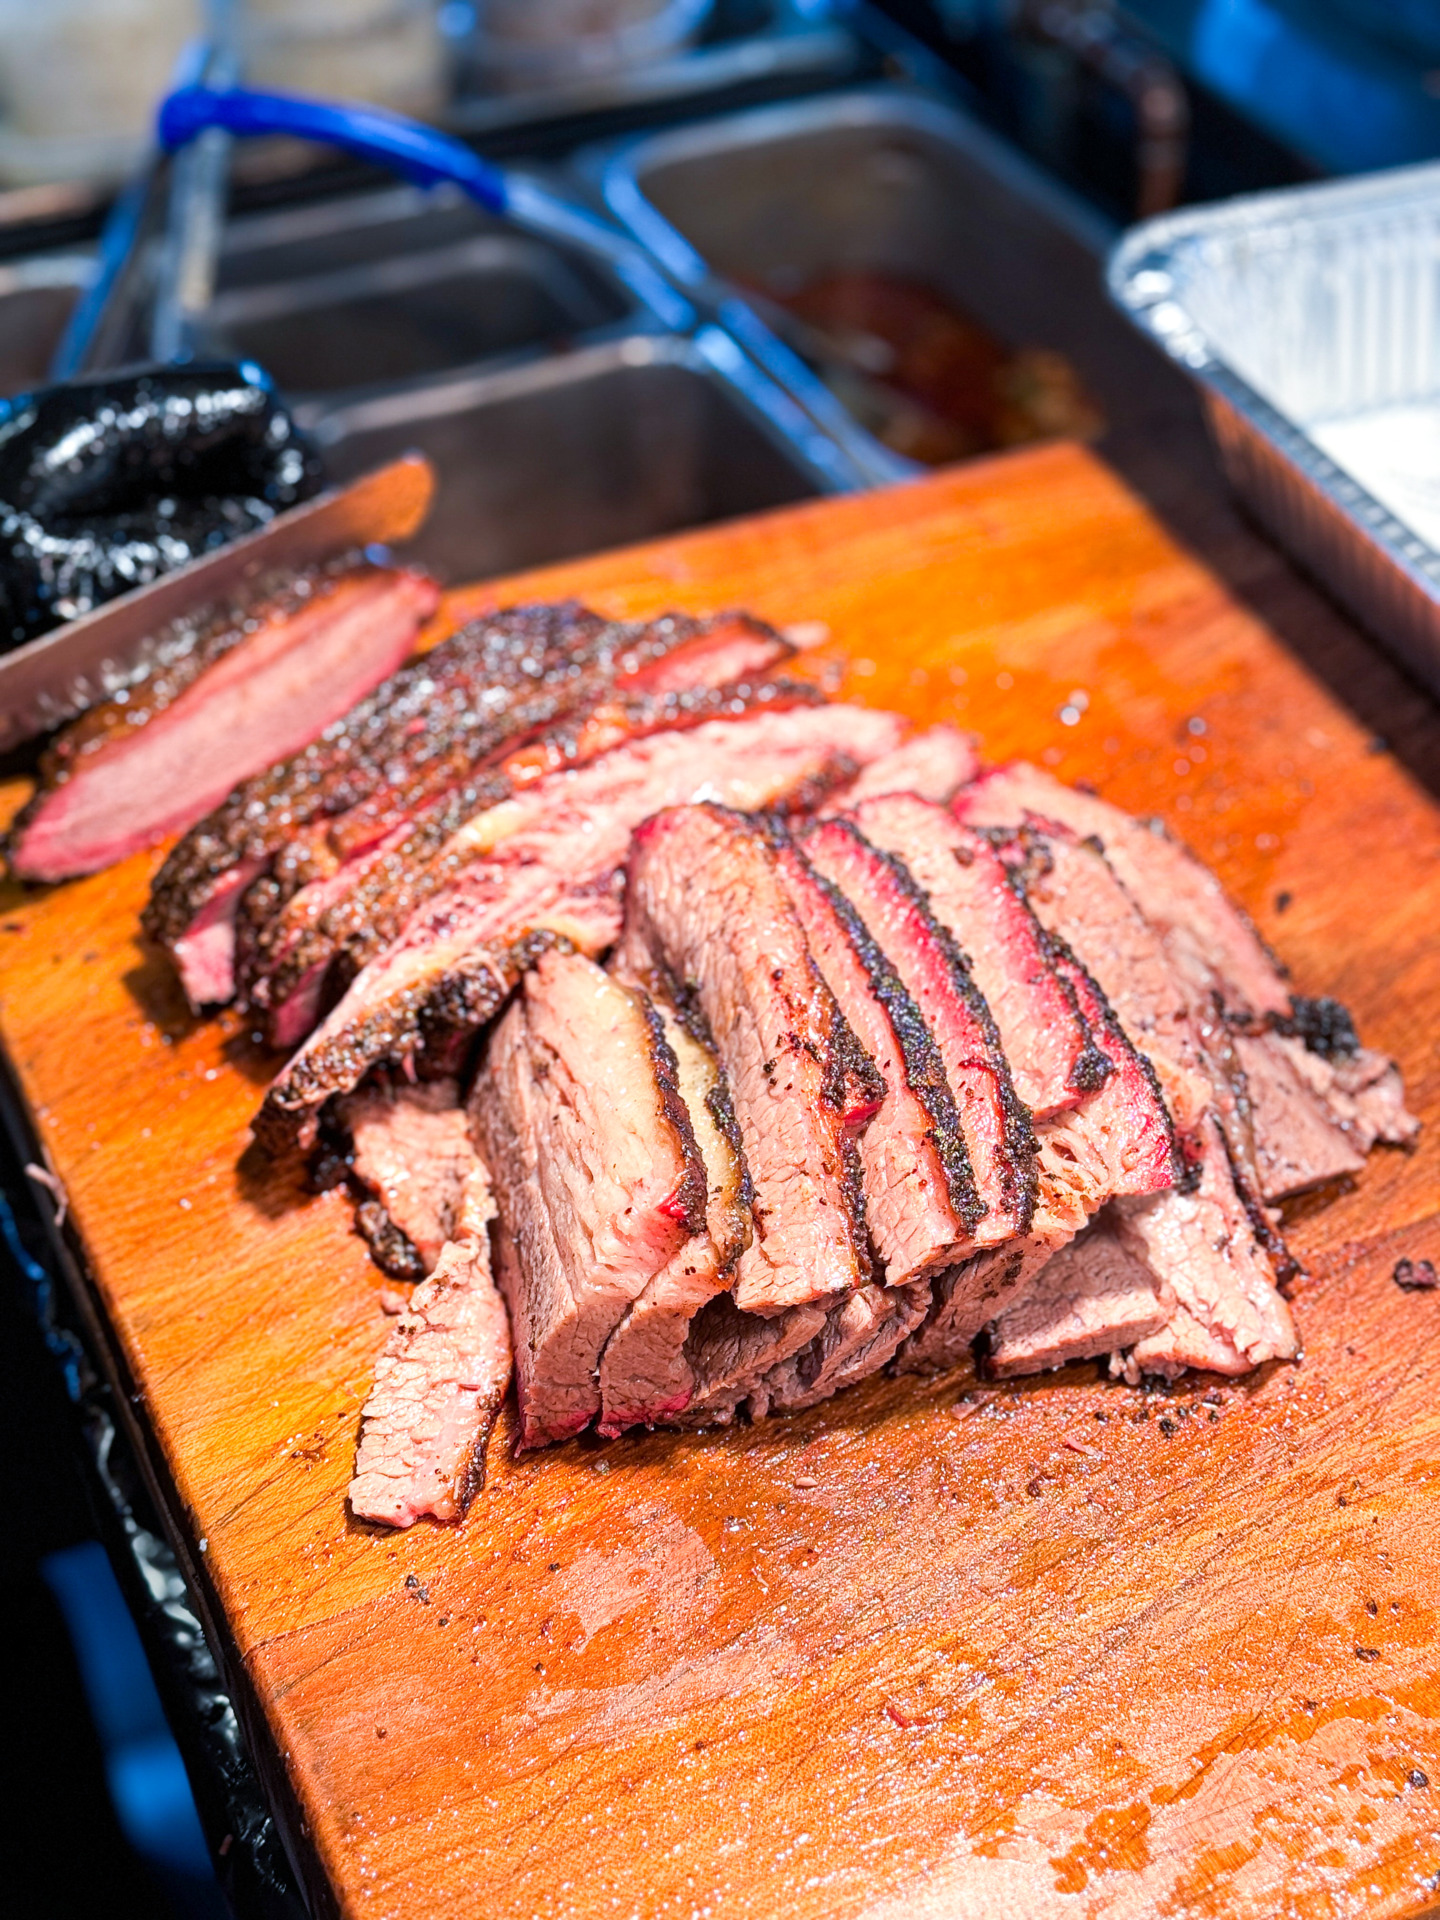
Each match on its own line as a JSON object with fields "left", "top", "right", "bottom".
{"left": 781, "top": 828, "right": 984, "bottom": 1237}
{"left": 807, "top": 816, "right": 1039, "bottom": 1237}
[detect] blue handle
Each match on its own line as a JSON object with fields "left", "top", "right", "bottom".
{"left": 158, "top": 84, "right": 510, "bottom": 215}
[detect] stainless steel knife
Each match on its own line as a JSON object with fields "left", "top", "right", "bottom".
{"left": 0, "top": 451, "right": 435, "bottom": 752}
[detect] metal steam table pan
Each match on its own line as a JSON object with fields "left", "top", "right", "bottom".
{"left": 587, "top": 85, "right": 1120, "bottom": 486}
{"left": 206, "top": 181, "right": 656, "bottom": 409}
{"left": 312, "top": 328, "right": 861, "bottom": 582}
{"left": 1110, "top": 163, "right": 1440, "bottom": 699}
{"left": 0, "top": 252, "right": 92, "bottom": 393}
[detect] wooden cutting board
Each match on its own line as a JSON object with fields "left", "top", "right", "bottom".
{"left": 2, "top": 445, "right": 1438, "bottom": 1920}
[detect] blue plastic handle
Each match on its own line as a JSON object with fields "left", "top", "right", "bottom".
{"left": 158, "top": 84, "right": 510, "bottom": 215}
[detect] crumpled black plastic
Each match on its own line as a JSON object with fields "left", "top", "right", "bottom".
{"left": 0, "top": 362, "right": 324, "bottom": 652}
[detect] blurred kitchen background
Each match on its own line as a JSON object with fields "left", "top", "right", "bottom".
{"left": 4, "top": 4, "right": 1439, "bottom": 1917}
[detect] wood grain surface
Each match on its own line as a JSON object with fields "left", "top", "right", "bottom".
{"left": 2, "top": 444, "right": 1438, "bottom": 1920}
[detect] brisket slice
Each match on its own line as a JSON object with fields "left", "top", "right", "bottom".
{"left": 148, "top": 603, "right": 769, "bottom": 1005}
{"left": 766, "top": 824, "right": 978, "bottom": 1286}
{"left": 348, "top": 1161, "right": 511, "bottom": 1528}
{"left": 757, "top": 1282, "right": 932, "bottom": 1416}
{"left": 667, "top": 1279, "right": 924, "bottom": 1431}
{"left": 824, "top": 725, "right": 979, "bottom": 810}
{"left": 955, "top": 761, "right": 1292, "bottom": 1020}
{"left": 611, "top": 612, "right": 792, "bottom": 694}
{"left": 256, "top": 703, "right": 906, "bottom": 1152}
{"left": 847, "top": 794, "right": 1108, "bottom": 1120}
{"left": 249, "top": 674, "right": 822, "bottom": 1048}
{"left": 335, "top": 1077, "right": 476, "bottom": 1276}
{"left": 1228, "top": 1031, "right": 1366, "bottom": 1201}
{"left": 470, "top": 950, "right": 704, "bottom": 1450}
{"left": 800, "top": 816, "right": 1036, "bottom": 1251}
{"left": 614, "top": 804, "right": 880, "bottom": 1315}
{"left": 841, "top": 797, "right": 1177, "bottom": 1375}
{"left": 990, "top": 827, "right": 1297, "bottom": 1375}
{"left": 10, "top": 564, "right": 436, "bottom": 883}
{"left": 956, "top": 762, "right": 1418, "bottom": 1161}
{"left": 1002, "top": 828, "right": 1215, "bottom": 1140}
{"left": 148, "top": 598, "right": 608, "bottom": 1001}
{"left": 675, "top": 1296, "right": 830, "bottom": 1428}
{"left": 985, "top": 1218, "right": 1173, "bottom": 1379}
{"left": 1113, "top": 1116, "right": 1298, "bottom": 1378}
{"left": 597, "top": 1001, "right": 752, "bottom": 1435}
{"left": 239, "top": 613, "right": 796, "bottom": 1003}
{"left": 259, "top": 613, "right": 787, "bottom": 898}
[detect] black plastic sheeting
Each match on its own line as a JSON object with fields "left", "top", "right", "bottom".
{"left": 0, "top": 1055, "right": 309, "bottom": 1920}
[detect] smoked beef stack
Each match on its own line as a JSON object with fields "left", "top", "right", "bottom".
{"left": 439, "top": 769, "right": 1413, "bottom": 1505}
{"left": 144, "top": 602, "right": 793, "bottom": 1009}
{"left": 468, "top": 791, "right": 1173, "bottom": 1456}
{"left": 132, "top": 594, "right": 1410, "bottom": 1528}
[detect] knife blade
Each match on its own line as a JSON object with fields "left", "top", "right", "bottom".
{"left": 0, "top": 451, "right": 435, "bottom": 752}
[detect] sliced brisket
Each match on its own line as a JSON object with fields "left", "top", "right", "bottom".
{"left": 848, "top": 795, "right": 1107, "bottom": 1119}
{"left": 800, "top": 815, "right": 1036, "bottom": 1251}
{"left": 978, "top": 825, "right": 1298, "bottom": 1377}
{"left": 248, "top": 674, "right": 821, "bottom": 1048}
{"left": 832, "top": 797, "right": 1174, "bottom": 1374}
{"left": 956, "top": 761, "right": 1292, "bottom": 1019}
{"left": 956, "top": 763, "right": 1418, "bottom": 1165}
{"left": 826, "top": 725, "right": 978, "bottom": 810}
{"left": 348, "top": 1162, "right": 512, "bottom": 1528}
{"left": 612, "top": 612, "right": 791, "bottom": 694}
{"left": 242, "top": 611, "right": 797, "bottom": 1011}
{"left": 1228, "top": 1031, "right": 1367, "bottom": 1201}
{"left": 148, "top": 603, "right": 773, "bottom": 1006}
{"left": 986, "top": 1219, "right": 1173, "bottom": 1378}
{"left": 766, "top": 824, "right": 978, "bottom": 1286}
{"left": 470, "top": 950, "right": 704, "bottom": 1449}
{"left": 759, "top": 1281, "right": 931, "bottom": 1415}
{"left": 1000, "top": 828, "right": 1214, "bottom": 1139}
{"left": 10, "top": 564, "right": 436, "bottom": 883}
{"left": 615, "top": 803, "right": 879, "bottom": 1315}
{"left": 335, "top": 1076, "right": 477, "bottom": 1276}
{"left": 676, "top": 1296, "right": 830, "bottom": 1428}
{"left": 257, "top": 702, "right": 906, "bottom": 1151}
{"left": 1114, "top": 1116, "right": 1298, "bottom": 1378}
{"left": 597, "top": 1001, "right": 752, "bottom": 1435}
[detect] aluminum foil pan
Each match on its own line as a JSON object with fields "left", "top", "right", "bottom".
{"left": 1108, "top": 162, "right": 1440, "bottom": 698}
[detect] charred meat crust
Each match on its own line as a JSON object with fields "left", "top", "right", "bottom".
{"left": 701, "top": 1071, "right": 754, "bottom": 1222}
{"left": 804, "top": 816, "right": 1038, "bottom": 1236}
{"left": 1270, "top": 994, "right": 1360, "bottom": 1062}
{"left": 146, "top": 603, "right": 746, "bottom": 946}
{"left": 784, "top": 831, "right": 982, "bottom": 1235}
{"left": 242, "top": 676, "right": 824, "bottom": 1022}
{"left": 638, "top": 990, "right": 709, "bottom": 1239}
{"left": 1024, "top": 917, "right": 1185, "bottom": 1190}
{"left": 1217, "top": 1123, "right": 1303, "bottom": 1288}
{"left": 829, "top": 1031, "right": 878, "bottom": 1287}
{"left": 354, "top": 1199, "right": 426, "bottom": 1281}
{"left": 253, "top": 927, "right": 570, "bottom": 1155}
{"left": 1062, "top": 1001, "right": 1115, "bottom": 1094}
